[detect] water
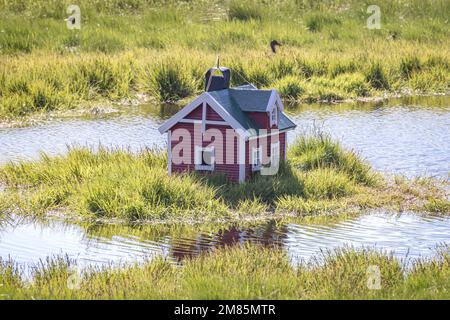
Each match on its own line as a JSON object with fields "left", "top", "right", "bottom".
{"left": 0, "top": 96, "right": 449, "bottom": 178}
{"left": 0, "top": 212, "right": 449, "bottom": 269}
{"left": 0, "top": 105, "right": 169, "bottom": 165}
{"left": 287, "top": 96, "right": 450, "bottom": 178}
{"left": 0, "top": 95, "right": 449, "bottom": 269}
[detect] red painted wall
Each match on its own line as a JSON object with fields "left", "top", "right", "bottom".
{"left": 206, "top": 105, "right": 223, "bottom": 121}
{"left": 169, "top": 102, "right": 287, "bottom": 183}
{"left": 184, "top": 104, "right": 203, "bottom": 119}
{"left": 245, "top": 131, "right": 286, "bottom": 180}
{"left": 169, "top": 122, "right": 242, "bottom": 183}
{"left": 247, "top": 112, "right": 269, "bottom": 129}
{"left": 280, "top": 131, "right": 286, "bottom": 160}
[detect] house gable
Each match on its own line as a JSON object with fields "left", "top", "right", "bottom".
{"left": 158, "top": 93, "right": 251, "bottom": 138}
{"left": 184, "top": 105, "right": 203, "bottom": 120}
{"left": 206, "top": 105, "right": 224, "bottom": 121}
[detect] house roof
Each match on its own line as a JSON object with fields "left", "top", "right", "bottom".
{"left": 208, "top": 88, "right": 273, "bottom": 113}
{"left": 207, "top": 89, "right": 263, "bottom": 130}
{"left": 159, "top": 86, "right": 297, "bottom": 136}
{"left": 278, "top": 112, "right": 297, "bottom": 131}
{"left": 208, "top": 87, "right": 296, "bottom": 131}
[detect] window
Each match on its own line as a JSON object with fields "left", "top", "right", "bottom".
{"left": 270, "top": 104, "right": 278, "bottom": 126}
{"left": 252, "top": 147, "right": 262, "bottom": 171}
{"left": 195, "top": 146, "right": 215, "bottom": 171}
{"left": 261, "top": 142, "right": 280, "bottom": 176}
{"left": 271, "top": 141, "right": 280, "bottom": 166}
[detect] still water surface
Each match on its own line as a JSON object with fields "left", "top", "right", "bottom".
{"left": 1, "top": 96, "right": 449, "bottom": 178}
{"left": 0, "top": 212, "right": 449, "bottom": 268}
{"left": 0, "top": 96, "right": 449, "bottom": 268}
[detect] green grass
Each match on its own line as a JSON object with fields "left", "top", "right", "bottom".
{"left": 147, "top": 60, "right": 197, "bottom": 103}
{"left": 228, "top": 0, "right": 262, "bottom": 21}
{"left": 365, "top": 62, "right": 390, "bottom": 90}
{"left": 0, "top": 0, "right": 448, "bottom": 119}
{"left": 1, "top": 244, "right": 449, "bottom": 299}
{"left": 423, "top": 198, "right": 450, "bottom": 214}
{"left": 0, "top": 147, "right": 228, "bottom": 220}
{"left": 0, "top": 134, "right": 447, "bottom": 222}
{"left": 288, "top": 130, "right": 379, "bottom": 186}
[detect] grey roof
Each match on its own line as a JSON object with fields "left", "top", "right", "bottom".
{"left": 207, "top": 89, "right": 262, "bottom": 130}
{"left": 207, "top": 87, "right": 297, "bottom": 133}
{"left": 235, "top": 84, "right": 258, "bottom": 90}
{"left": 279, "top": 112, "right": 297, "bottom": 131}
{"left": 208, "top": 87, "right": 274, "bottom": 112}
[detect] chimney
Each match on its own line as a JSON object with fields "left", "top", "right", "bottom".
{"left": 205, "top": 67, "right": 230, "bottom": 92}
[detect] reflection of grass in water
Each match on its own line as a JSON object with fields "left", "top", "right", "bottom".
{"left": 0, "top": 0, "right": 449, "bottom": 118}
{"left": 0, "top": 134, "right": 448, "bottom": 223}
{"left": 1, "top": 244, "right": 449, "bottom": 299}
{"left": 284, "top": 95, "right": 450, "bottom": 115}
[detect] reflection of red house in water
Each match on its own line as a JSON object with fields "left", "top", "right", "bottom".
{"left": 158, "top": 66, "right": 296, "bottom": 183}
{"left": 169, "top": 223, "right": 288, "bottom": 261}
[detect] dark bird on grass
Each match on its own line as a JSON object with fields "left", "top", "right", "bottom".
{"left": 270, "top": 40, "right": 282, "bottom": 53}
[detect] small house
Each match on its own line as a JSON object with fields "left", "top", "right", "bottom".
{"left": 158, "top": 66, "right": 296, "bottom": 183}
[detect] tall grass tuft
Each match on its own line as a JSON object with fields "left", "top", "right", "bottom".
{"left": 272, "top": 76, "right": 305, "bottom": 101}
{"left": 365, "top": 62, "right": 390, "bottom": 90}
{"left": 147, "top": 62, "right": 196, "bottom": 103}
{"left": 228, "top": 0, "right": 262, "bottom": 21}
{"left": 399, "top": 56, "right": 422, "bottom": 79}
{"left": 304, "top": 12, "right": 341, "bottom": 32}
{"left": 288, "top": 131, "right": 379, "bottom": 186}
{"left": 303, "top": 168, "right": 357, "bottom": 199}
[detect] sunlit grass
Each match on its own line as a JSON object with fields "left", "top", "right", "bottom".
{"left": 0, "top": 0, "right": 448, "bottom": 118}
{"left": 1, "top": 244, "right": 448, "bottom": 299}
{"left": 0, "top": 134, "right": 447, "bottom": 222}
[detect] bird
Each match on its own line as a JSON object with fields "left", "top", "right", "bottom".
{"left": 270, "top": 40, "right": 282, "bottom": 54}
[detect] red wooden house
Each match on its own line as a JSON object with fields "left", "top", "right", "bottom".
{"left": 158, "top": 66, "right": 296, "bottom": 183}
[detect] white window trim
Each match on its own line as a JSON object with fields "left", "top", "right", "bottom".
{"left": 271, "top": 141, "right": 280, "bottom": 165}
{"left": 195, "top": 146, "right": 215, "bottom": 171}
{"left": 168, "top": 131, "right": 172, "bottom": 175}
{"left": 252, "top": 146, "right": 262, "bottom": 172}
{"left": 270, "top": 103, "right": 278, "bottom": 127}
{"left": 158, "top": 93, "right": 251, "bottom": 139}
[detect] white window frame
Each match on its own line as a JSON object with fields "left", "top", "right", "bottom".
{"left": 195, "top": 146, "right": 215, "bottom": 171}
{"left": 270, "top": 141, "right": 280, "bottom": 166}
{"left": 270, "top": 103, "right": 278, "bottom": 127}
{"left": 251, "top": 146, "right": 262, "bottom": 172}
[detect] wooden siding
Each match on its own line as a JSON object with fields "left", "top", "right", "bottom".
{"left": 170, "top": 122, "right": 242, "bottom": 182}
{"left": 205, "top": 105, "right": 224, "bottom": 121}
{"left": 184, "top": 104, "right": 203, "bottom": 120}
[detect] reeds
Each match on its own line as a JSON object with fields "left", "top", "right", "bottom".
{"left": 1, "top": 244, "right": 448, "bottom": 299}
{"left": 0, "top": 0, "right": 448, "bottom": 118}
{"left": 1, "top": 134, "right": 447, "bottom": 221}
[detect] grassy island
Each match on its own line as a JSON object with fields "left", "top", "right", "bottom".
{"left": 1, "top": 134, "right": 448, "bottom": 223}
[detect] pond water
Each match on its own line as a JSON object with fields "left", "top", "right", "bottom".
{"left": 0, "top": 95, "right": 449, "bottom": 269}
{"left": 0, "top": 212, "right": 449, "bottom": 269}
{"left": 0, "top": 96, "right": 449, "bottom": 178}
{"left": 288, "top": 96, "right": 450, "bottom": 178}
